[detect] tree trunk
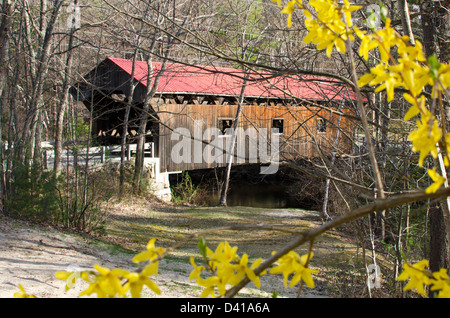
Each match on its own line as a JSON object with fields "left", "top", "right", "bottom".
{"left": 321, "top": 90, "right": 345, "bottom": 221}
{"left": 219, "top": 75, "right": 248, "bottom": 206}
{"left": 19, "top": 0, "right": 64, "bottom": 166}
{"left": 0, "top": 0, "right": 12, "bottom": 99}
{"left": 0, "top": 0, "right": 13, "bottom": 213}
{"left": 119, "top": 49, "right": 138, "bottom": 197}
{"left": 397, "top": 0, "right": 415, "bottom": 45}
{"left": 421, "top": 0, "right": 437, "bottom": 59}
{"left": 54, "top": 6, "right": 77, "bottom": 175}
{"left": 420, "top": 0, "right": 450, "bottom": 278}
{"left": 436, "top": 4, "right": 450, "bottom": 63}
{"left": 134, "top": 54, "right": 168, "bottom": 190}
{"left": 429, "top": 204, "right": 449, "bottom": 271}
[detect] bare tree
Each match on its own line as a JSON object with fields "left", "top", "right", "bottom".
{"left": 54, "top": 0, "right": 79, "bottom": 175}
{"left": 420, "top": 0, "right": 450, "bottom": 280}
{"left": 0, "top": 0, "right": 14, "bottom": 213}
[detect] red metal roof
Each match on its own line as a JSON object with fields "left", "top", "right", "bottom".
{"left": 108, "top": 57, "right": 356, "bottom": 101}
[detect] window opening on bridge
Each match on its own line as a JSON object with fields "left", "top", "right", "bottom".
{"left": 219, "top": 118, "right": 234, "bottom": 135}
{"left": 272, "top": 118, "right": 284, "bottom": 134}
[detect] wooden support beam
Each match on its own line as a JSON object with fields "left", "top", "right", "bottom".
{"left": 101, "top": 146, "right": 105, "bottom": 163}
{"left": 127, "top": 145, "right": 131, "bottom": 160}
{"left": 215, "top": 97, "right": 224, "bottom": 105}
{"left": 197, "top": 96, "right": 204, "bottom": 104}
{"left": 176, "top": 95, "right": 185, "bottom": 104}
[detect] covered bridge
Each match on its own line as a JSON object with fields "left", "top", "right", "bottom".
{"left": 71, "top": 57, "right": 358, "bottom": 174}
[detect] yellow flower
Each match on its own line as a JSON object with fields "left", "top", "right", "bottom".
{"left": 408, "top": 113, "right": 442, "bottom": 166}
{"left": 189, "top": 256, "right": 206, "bottom": 280}
{"left": 397, "top": 260, "right": 433, "bottom": 297}
{"left": 192, "top": 241, "right": 266, "bottom": 297}
{"left": 444, "top": 133, "right": 450, "bottom": 166}
{"left": 357, "top": 72, "right": 375, "bottom": 88}
{"left": 397, "top": 39, "right": 426, "bottom": 63}
{"left": 123, "top": 271, "right": 161, "bottom": 298}
{"left": 207, "top": 241, "right": 239, "bottom": 267}
{"left": 14, "top": 284, "right": 36, "bottom": 298}
{"left": 55, "top": 270, "right": 81, "bottom": 292}
{"left": 79, "top": 280, "right": 106, "bottom": 298}
{"left": 249, "top": 257, "right": 265, "bottom": 288}
{"left": 370, "top": 63, "right": 403, "bottom": 102}
{"left": 55, "top": 239, "right": 164, "bottom": 298}
{"left": 132, "top": 238, "right": 165, "bottom": 263}
{"left": 357, "top": 22, "right": 434, "bottom": 103}
{"left": 374, "top": 19, "right": 397, "bottom": 62}
{"left": 192, "top": 241, "right": 239, "bottom": 297}
{"left": 435, "top": 284, "right": 450, "bottom": 298}
{"left": 281, "top": 0, "right": 298, "bottom": 27}
{"left": 269, "top": 251, "right": 318, "bottom": 289}
{"left": 341, "top": 0, "right": 362, "bottom": 28}
{"left": 403, "top": 94, "right": 426, "bottom": 121}
{"left": 430, "top": 268, "right": 450, "bottom": 298}
{"left": 197, "top": 275, "right": 225, "bottom": 298}
{"left": 232, "top": 254, "right": 264, "bottom": 288}
{"left": 439, "top": 64, "right": 450, "bottom": 89}
{"left": 289, "top": 254, "right": 319, "bottom": 288}
{"left": 426, "top": 168, "right": 446, "bottom": 194}
{"left": 301, "top": 0, "right": 360, "bottom": 57}
{"left": 79, "top": 265, "right": 129, "bottom": 298}
{"left": 356, "top": 29, "right": 377, "bottom": 61}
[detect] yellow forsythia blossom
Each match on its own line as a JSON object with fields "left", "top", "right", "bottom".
{"left": 189, "top": 241, "right": 264, "bottom": 298}
{"left": 269, "top": 251, "right": 319, "bottom": 289}
{"left": 355, "top": 18, "right": 450, "bottom": 179}
{"left": 397, "top": 260, "right": 450, "bottom": 298}
{"left": 281, "top": 0, "right": 297, "bottom": 27}
{"left": 430, "top": 268, "right": 450, "bottom": 298}
{"left": 403, "top": 93, "right": 426, "bottom": 121}
{"left": 56, "top": 265, "right": 161, "bottom": 298}
{"left": 358, "top": 62, "right": 403, "bottom": 102}
{"left": 356, "top": 22, "right": 431, "bottom": 102}
{"left": 123, "top": 268, "right": 161, "bottom": 298}
{"left": 207, "top": 241, "right": 239, "bottom": 266}
{"left": 303, "top": 0, "right": 360, "bottom": 57}
{"left": 407, "top": 112, "right": 442, "bottom": 167}
{"left": 397, "top": 260, "right": 432, "bottom": 296}
{"left": 438, "top": 64, "right": 450, "bottom": 90}
{"left": 425, "top": 168, "right": 446, "bottom": 194}
{"left": 276, "top": 0, "right": 360, "bottom": 56}
{"left": 78, "top": 265, "right": 129, "bottom": 298}
{"left": 14, "top": 284, "right": 36, "bottom": 298}
{"left": 132, "top": 238, "right": 165, "bottom": 264}
{"left": 189, "top": 256, "right": 206, "bottom": 281}
{"left": 55, "top": 238, "right": 163, "bottom": 298}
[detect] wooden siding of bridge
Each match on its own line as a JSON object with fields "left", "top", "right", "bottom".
{"left": 156, "top": 101, "right": 353, "bottom": 173}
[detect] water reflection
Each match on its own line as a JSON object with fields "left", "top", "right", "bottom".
{"left": 208, "top": 182, "right": 297, "bottom": 209}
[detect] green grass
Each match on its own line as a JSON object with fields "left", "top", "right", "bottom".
{"left": 96, "top": 199, "right": 382, "bottom": 297}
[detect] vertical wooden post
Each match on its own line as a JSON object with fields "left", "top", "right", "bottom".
{"left": 126, "top": 144, "right": 131, "bottom": 161}
{"left": 101, "top": 146, "right": 105, "bottom": 163}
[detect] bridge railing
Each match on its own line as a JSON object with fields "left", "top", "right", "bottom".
{"left": 42, "top": 142, "right": 155, "bottom": 170}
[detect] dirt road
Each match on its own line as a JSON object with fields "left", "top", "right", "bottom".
{"left": 1, "top": 214, "right": 326, "bottom": 298}
{"left": 0, "top": 216, "right": 200, "bottom": 298}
